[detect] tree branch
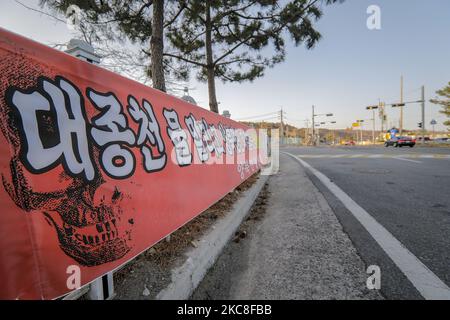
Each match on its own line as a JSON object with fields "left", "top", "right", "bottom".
{"left": 164, "top": 3, "right": 186, "bottom": 28}
{"left": 213, "top": 35, "right": 253, "bottom": 65}
{"left": 162, "top": 52, "right": 207, "bottom": 68}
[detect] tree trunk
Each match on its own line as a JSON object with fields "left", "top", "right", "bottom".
{"left": 205, "top": 1, "right": 219, "bottom": 113}
{"left": 151, "top": 0, "right": 166, "bottom": 92}
{"left": 206, "top": 67, "right": 219, "bottom": 113}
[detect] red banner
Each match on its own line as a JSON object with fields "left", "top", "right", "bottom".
{"left": 0, "top": 28, "right": 261, "bottom": 299}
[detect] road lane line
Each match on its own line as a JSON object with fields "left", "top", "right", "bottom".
{"left": 330, "top": 154, "right": 347, "bottom": 158}
{"left": 285, "top": 152, "right": 450, "bottom": 300}
{"left": 294, "top": 154, "right": 450, "bottom": 160}
{"left": 393, "top": 157, "right": 422, "bottom": 164}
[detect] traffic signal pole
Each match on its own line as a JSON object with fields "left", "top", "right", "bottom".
{"left": 421, "top": 86, "right": 425, "bottom": 144}
{"left": 311, "top": 105, "right": 315, "bottom": 146}
{"left": 365, "top": 106, "right": 379, "bottom": 145}
{"left": 280, "top": 108, "right": 284, "bottom": 145}
{"left": 311, "top": 107, "right": 334, "bottom": 146}
{"left": 372, "top": 108, "right": 376, "bottom": 145}
{"left": 400, "top": 76, "right": 404, "bottom": 135}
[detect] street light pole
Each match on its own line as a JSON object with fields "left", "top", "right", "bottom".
{"left": 311, "top": 107, "right": 333, "bottom": 146}
{"left": 356, "top": 119, "right": 368, "bottom": 144}
{"left": 330, "top": 121, "right": 337, "bottom": 144}
{"left": 360, "top": 122, "right": 363, "bottom": 143}
{"left": 304, "top": 119, "right": 310, "bottom": 144}
{"left": 366, "top": 105, "right": 379, "bottom": 145}
{"left": 372, "top": 108, "right": 376, "bottom": 144}
{"left": 400, "top": 75, "right": 404, "bottom": 135}
{"left": 311, "top": 105, "right": 315, "bottom": 146}
{"left": 280, "top": 107, "right": 284, "bottom": 145}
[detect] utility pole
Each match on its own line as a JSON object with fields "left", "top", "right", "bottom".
{"left": 372, "top": 108, "right": 375, "bottom": 145}
{"left": 366, "top": 105, "right": 378, "bottom": 145}
{"left": 421, "top": 86, "right": 425, "bottom": 144}
{"left": 380, "top": 101, "right": 385, "bottom": 137}
{"left": 329, "top": 121, "right": 337, "bottom": 144}
{"left": 280, "top": 108, "right": 284, "bottom": 145}
{"left": 311, "top": 107, "right": 334, "bottom": 146}
{"left": 356, "top": 120, "right": 365, "bottom": 144}
{"left": 357, "top": 120, "right": 363, "bottom": 143}
{"left": 304, "top": 119, "right": 310, "bottom": 145}
{"left": 400, "top": 75, "right": 404, "bottom": 135}
{"left": 360, "top": 122, "right": 363, "bottom": 143}
{"left": 311, "top": 105, "right": 315, "bottom": 146}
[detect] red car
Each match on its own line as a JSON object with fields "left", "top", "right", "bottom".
{"left": 384, "top": 136, "right": 416, "bottom": 148}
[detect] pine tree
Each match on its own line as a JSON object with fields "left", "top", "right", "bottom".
{"left": 165, "top": 0, "right": 343, "bottom": 113}
{"left": 430, "top": 82, "right": 450, "bottom": 129}
{"left": 40, "top": 0, "right": 186, "bottom": 92}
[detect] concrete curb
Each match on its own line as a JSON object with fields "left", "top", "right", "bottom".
{"left": 156, "top": 174, "right": 269, "bottom": 300}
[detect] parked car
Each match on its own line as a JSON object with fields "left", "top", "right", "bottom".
{"left": 384, "top": 136, "right": 416, "bottom": 148}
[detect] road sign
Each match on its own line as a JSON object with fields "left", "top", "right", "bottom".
{"left": 389, "top": 128, "right": 399, "bottom": 138}
{"left": 430, "top": 119, "right": 437, "bottom": 125}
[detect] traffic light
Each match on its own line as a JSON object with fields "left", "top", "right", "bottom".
{"left": 418, "top": 122, "right": 423, "bottom": 128}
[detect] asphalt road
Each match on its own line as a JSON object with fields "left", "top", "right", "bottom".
{"left": 192, "top": 152, "right": 382, "bottom": 300}
{"left": 283, "top": 145, "right": 450, "bottom": 299}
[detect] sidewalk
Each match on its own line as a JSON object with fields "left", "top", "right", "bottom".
{"left": 192, "top": 153, "right": 382, "bottom": 299}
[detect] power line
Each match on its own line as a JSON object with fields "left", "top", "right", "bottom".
{"left": 242, "top": 116, "right": 280, "bottom": 123}
{"left": 14, "top": 0, "right": 67, "bottom": 24}
{"left": 234, "top": 111, "right": 279, "bottom": 121}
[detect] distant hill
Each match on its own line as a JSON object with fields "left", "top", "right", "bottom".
{"left": 238, "top": 121, "right": 448, "bottom": 144}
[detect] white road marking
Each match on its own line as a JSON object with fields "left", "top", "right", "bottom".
{"left": 330, "top": 154, "right": 347, "bottom": 158}
{"left": 392, "top": 157, "right": 422, "bottom": 164}
{"left": 349, "top": 154, "right": 365, "bottom": 158}
{"left": 285, "top": 152, "right": 450, "bottom": 300}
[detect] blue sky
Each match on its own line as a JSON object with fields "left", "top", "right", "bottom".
{"left": 1, "top": 0, "right": 449, "bottom": 130}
